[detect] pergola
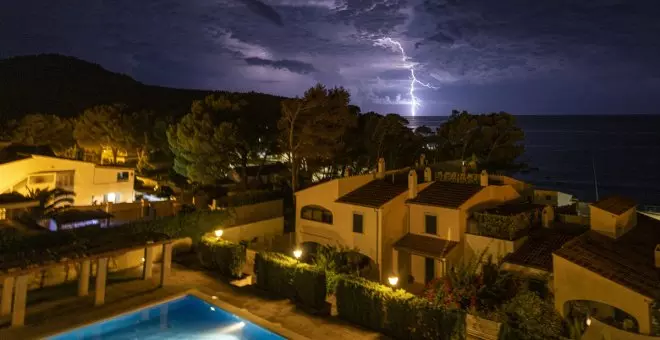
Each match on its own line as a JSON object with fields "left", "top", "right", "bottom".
{"left": 0, "top": 236, "right": 180, "bottom": 328}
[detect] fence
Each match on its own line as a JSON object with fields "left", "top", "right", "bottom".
{"left": 76, "top": 200, "right": 182, "bottom": 225}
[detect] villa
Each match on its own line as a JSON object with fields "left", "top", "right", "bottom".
{"left": 0, "top": 144, "right": 135, "bottom": 205}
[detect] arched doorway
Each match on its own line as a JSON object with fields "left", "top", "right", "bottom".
{"left": 564, "top": 300, "right": 640, "bottom": 333}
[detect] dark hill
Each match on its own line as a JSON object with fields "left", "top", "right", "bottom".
{"left": 0, "top": 54, "right": 285, "bottom": 119}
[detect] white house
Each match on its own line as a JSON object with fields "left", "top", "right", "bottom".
{"left": 0, "top": 153, "right": 135, "bottom": 206}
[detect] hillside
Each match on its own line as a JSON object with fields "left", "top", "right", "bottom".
{"left": 0, "top": 54, "right": 285, "bottom": 119}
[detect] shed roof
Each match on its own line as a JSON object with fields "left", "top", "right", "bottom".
{"left": 393, "top": 233, "right": 458, "bottom": 259}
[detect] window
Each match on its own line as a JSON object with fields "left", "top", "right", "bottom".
{"left": 29, "top": 174, "right": 54, "bottom": 185}
{"left": 300, "top": 205, "right": 333, "bottom": 224}
{"left": 545, "top": 195, "right": 552, "bottom": 201}
{"left": 353, "top": 213, "right": 363, "bottom": 233}
{"left": 425, "top": 214, "right": 437, "bottom": 235}
{"left": 117, "top": 172, "right": 130, "bottom": 182}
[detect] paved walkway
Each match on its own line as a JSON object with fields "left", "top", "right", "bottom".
{"left": 0, "top": 259, "right": 387, "bottom": 339}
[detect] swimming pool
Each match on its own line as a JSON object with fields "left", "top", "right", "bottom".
{"left": 48, "top": 294, "right": 286, "bottom": 339}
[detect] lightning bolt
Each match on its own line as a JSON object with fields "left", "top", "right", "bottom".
{"left": 375, "top": 37, "right": 437, "bottom": 116}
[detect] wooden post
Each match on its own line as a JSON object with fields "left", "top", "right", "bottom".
{"left": 143, "top": 245, "right": 155, "bottom": 280}
{"left": 1, "top": 276, "right": 15, "bottom": 316}
{"left": 78, "top": 260, "right": 91, "bottom": 296}
{"left": 11, "top": 275, "right": 29, "bottom": 327}
{"left": 160, "top": 243, "right": 173, "bottom": 287}
{"left": 95, "top": 258, "right": 108, "bottom": 306}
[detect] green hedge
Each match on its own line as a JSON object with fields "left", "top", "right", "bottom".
{"left": 254, "top": 252, "right": 327, "bottom": 310}
{"left": 336, "top": 275, "right": 466, "bottom": 340}
{"left": 197, "top": 235, "right": 246, "bottom": 279}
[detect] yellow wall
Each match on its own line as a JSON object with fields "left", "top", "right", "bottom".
{"left": 553, "top": 255, "right": 652, "bottom": 334}
{"left": 0, "top": 156, "right": 134, "bottom": 205}
{"left": 222, "top": 217, "right": 284, "bottom": 244}
{"left": 295, "top": 175, "right": 374, "bottom": 250}
{"left": 463, "top": 233, "right": 527, "bottom": 264}
{"left": 590, "top": 206, "right": 636, "bottom": 238}
{"left": 409, "top": 204, "right": 462, "bottom": 241}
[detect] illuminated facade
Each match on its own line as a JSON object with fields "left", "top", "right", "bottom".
{"left": 0, "top": 154, "right": 135, "bottom": 206}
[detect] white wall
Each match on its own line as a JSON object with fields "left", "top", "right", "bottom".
{"left": 0, "top": 156, "right": 134, "bottom": 205}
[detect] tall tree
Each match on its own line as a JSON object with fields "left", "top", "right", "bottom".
{"left": 437, "top": 110, "right": 525, "bottom": 170}
{"left": 74, "top": 104, "right": 131, "bottom": 163}
{"left": 11, "top": 114, "right": 75, "bottom": 155}
{"left": 278, "top": 84, "right": 354, "bottom": 192}
{"left": 167, "top": 95, "right": 243, "bottom": 185}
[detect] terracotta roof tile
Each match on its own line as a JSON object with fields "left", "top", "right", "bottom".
{"left": 554, "top": 214, "right": 660, "bottom": 300}
{"left": 407, "top": 181, "right": 483, "bottom": 208}
{"left": 336, "top": 169, "right": 424, "bottom": 208}
{"left": 590, "top": 196, "right": 637, "bottom": 215}
{"left": 503, "top": 225, "right": 587, "bottom": 272}
{"left": 393, "top": 233, "right": 458, "bottom": 259}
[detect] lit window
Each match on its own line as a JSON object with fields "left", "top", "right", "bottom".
{"left": 0, "top": 208, "right": 6, "bottom": 220}
{"left": 106, "top": 193, "right": 116, "bottom": 203}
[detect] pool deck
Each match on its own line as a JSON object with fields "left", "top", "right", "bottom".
{"left": 0, "top": 259, "right": 388, "bottom": 339}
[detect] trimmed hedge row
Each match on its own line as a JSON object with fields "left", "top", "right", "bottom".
{"left": 197, "top": 235, "right": 246, "bottom": 279}
{"left": 254, "top": 252, "right": 327, "bottom": 310}
{"left": 336, "top": 276, "right": 466, "bottom": 340}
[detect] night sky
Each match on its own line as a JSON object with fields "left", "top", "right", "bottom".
{"left": 2, "top": 0, "right": 660, "bottom": 116}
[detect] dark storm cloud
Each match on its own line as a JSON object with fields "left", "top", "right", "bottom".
{"left": 2, "top": 0, "right": 660, "bottom": 114}
{"left": 239, "top": 0, "right": 284, "bottom": 26}
{"left": 244, "top": 57, "right": 317, "bottom": 74}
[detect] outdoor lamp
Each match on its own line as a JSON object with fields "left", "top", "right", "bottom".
{"left": 388, "top": 276, "right": 399, "bottom": 287}
{"left": 214, "top": 229, "right": 223, "bottom": 238}
{"left": 293, "top": 248, "right": 303, "bottom": 260}
{"left": 586, "top": 317, "right": 591, "bottom": 326}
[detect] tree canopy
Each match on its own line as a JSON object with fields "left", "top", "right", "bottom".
{"left": 10, "top": 113, "right": 75, "bottom": 156}
{"left": 278, "top": 84, "right": 356, "bottom": 191}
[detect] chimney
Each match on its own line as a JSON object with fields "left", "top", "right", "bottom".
{"left": 655, "top": 245, "right": 660, "bottom": 268}
{"left": 424, "top": 167, "right": 433, "bottom": 182}
{"left": 408, "top": 169, "right": 418, "bottom": 199}
{"left": 480, "top": 170, "right": 489, "bottom": 187}
{"left": 542, "top": 205, "right": 555, "bottom": 228}
{"left": 420, "top": 154, "right": 426, "bottom": 167}
{"left": 377, "top": 158, "right": 385, "bottom": 179}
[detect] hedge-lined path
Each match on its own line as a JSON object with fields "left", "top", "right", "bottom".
{"left": 0, "top": 258, "right": 389, "bottom": 339}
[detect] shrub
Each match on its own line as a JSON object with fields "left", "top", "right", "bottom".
{"left": 336, "top": 276, "right": 387, "bottom": 331}
{"left": 197, "top": 235, "right": 246, "bottom": 278}
{"left": 336, "top": 275, "right": 466, "bottom": 340}
{"left": 254, "top": 252, "right": 327, "bottom": 310}
{"left": 497, "top": 290, "right": 563, "bottom": 340}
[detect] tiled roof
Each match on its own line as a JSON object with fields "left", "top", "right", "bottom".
{"left": 406, "top": 181, "right": 483, "bottom": 208}
{"left": 336, "top": 169, "right": 423, "bottom": 208}
{"left": 503, "top": 224, "right": 587, "bottom": 272}
{"left": 480, "top": 203, "right": 545, "bottom": 216}
{"left": 554, "top": 214, "right": 660, "bottom": 300}
{"left": 590, "top": 196, "right": 636, "bottom": 215}
{"left": 393, "top": 233, "right": 458, "bottom": 259}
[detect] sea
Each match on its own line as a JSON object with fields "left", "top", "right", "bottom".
{"left": 405, "top": 115, "right": 660, "bottom": 206}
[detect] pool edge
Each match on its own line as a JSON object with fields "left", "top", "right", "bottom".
{"left": 43, "top": 288, "right": 310, "bottom": 340}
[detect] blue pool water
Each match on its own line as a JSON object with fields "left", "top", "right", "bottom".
{"left": 48, "top": 295, "right": 286, "bottom": 339}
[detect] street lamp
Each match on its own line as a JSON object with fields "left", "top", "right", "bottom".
{"left": 214, "top": 229, "right": 223, "bottom": 238}
{"left": 388, "top": 275, "right": 399, "bottom": 287}
{"left": 293, "top": 248, "right": 303, "bottom": 261}
{"left": 586, "top": 317, "right": 591, "bottom": 326}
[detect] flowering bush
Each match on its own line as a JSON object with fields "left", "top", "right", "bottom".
{"left": 423, "top": 253, "right": 518, "bottom": 319}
